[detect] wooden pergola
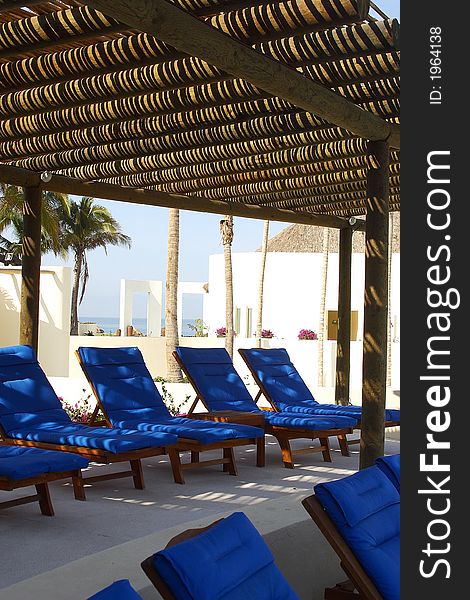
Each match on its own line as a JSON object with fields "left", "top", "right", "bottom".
{"left": 0, "top": 0, "right": 400, "bottom": 467}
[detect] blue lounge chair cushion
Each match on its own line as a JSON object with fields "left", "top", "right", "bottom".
{"left": 263, "top": 411, "right": 356, "bottom": 430}
{"left": 0, "top": 345, "right": 177, "bottom": 452}
{"left": 174, "top": 347, "right": 356, "bottom": 429}
{"left": 0, "top": 446, "right": 88, "bottom": 481}
{"left": 6, "top": 424, "right": 177, "bottom": 454}
{"left": 87, "top": 579, "right": 142, "bottom": 600}
{"left": 0, "top": 345, "right": 72, "bottom": 432}
{"left": 376, "top": 454, "right": 400, "bottom": 491}
{"left": 153, "top": 512, "right": 299, "bottom": 600}
{"left": 174, "top": 347, "right": 258, "bottom": 413}
{"left": 241, "top": 348, "right": 399, "bottom": 422}
{"left": 77, "top": 346, "right": 264, "bottom": 442}
{"left": 111, "top": 416, "right": 264, "bottom": 443}
{"left": 77, "top": 347, "right": 170, "bottom": 423}
{"left": 315, "top": 466, "right": 400, "bottom": 600}
{"left": 281, "top": 403, "right": 400, "bottom": 423}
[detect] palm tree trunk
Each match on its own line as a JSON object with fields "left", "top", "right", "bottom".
{"left": 255, "top": 220, "right": 270, "bottom": 348}
{"left": 19, "top": 186, "right": 42, "bottom": 352}
{"left": 220, "top": 216, "right": 234, "bottom": 358}
{"left": 317, "top": 227, "right": 330, "bottom": 386}
{"left": 165, "top": 208, "right": 183, "bottom": 382}
{"left": 70, "top": 251, "right": 82, "bottom": 335}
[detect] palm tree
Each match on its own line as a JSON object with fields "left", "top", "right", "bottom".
{"left": 165, "top": 208, "right": 183, "bottom": 382}
{"left": 255, "top": 220, "right": 270, "bottom": 348}
{"left": 317, "top": 227, "right": 330, "bottom": 386}
{"left": 1, "top": 182, "right": 70, "bottom": 349}
{"left": 0, "top": 183, "right": 69, "bottom": 257}
{"left": 60, "top": 197, "right": 131, "bottom": 335}
{"left": 220, "top": 215, "right": 234, "bottom": 358}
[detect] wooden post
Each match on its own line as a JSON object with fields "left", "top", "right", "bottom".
{"left": 360, "top": 140, "right": 389, "bottom": 469}
{"left": 335, "top": 226, "right": 353, "bottom": 406}
{"left": 19, "top": 185, "right": 42, "bottom": 353}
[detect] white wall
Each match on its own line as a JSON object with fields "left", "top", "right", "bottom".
{"left": 0, "top": 266, "right": 72, "bottom": 376}
{"left": 203, "top": 251, "right": 400, "bottom": 343}
{"left": 119, "top": 278, "right": 162, "bottom": 337}
{"left": 0, "top": 252, "right": 400, "bottom": 404}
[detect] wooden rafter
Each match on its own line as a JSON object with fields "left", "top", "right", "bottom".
{"left": 0, "top": 163, "right": 355, "bottom": 229}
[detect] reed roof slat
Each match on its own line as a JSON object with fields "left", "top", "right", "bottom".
{"left": 0, "top": 0, "right": 400, "bottom": 222}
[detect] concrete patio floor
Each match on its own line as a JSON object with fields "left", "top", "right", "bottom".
{"left": 0, "top": 432, "right": 400, "bottom": 599}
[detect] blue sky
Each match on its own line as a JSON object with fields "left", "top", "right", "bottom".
{"left": 43, "top": 0, "right": 400, "bottom": 320}
{"left": 44, "top": 201, "right": 289, "bottom": 319}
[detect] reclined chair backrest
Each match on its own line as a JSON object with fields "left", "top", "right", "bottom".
{"left": 77, "top": 347, "right": 170, "bottom": 425}
{"left": 173, "top": 347, "right": 258, "bottom": 413}
{"left": 376, "top": 454, "right": 400, "bottom": 492}
{"left": 239, "top": 348, "right": 318, "bottom": 411}
{"left": 143, "top": 511, "right": 299, "bottom": 600}
{"left": 0, "top": 345, "right": 71, "bottom": 435}
{"left": 310, "top": 466, "right": 400, "bottom": 600}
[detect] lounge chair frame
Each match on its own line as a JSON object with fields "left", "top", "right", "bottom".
{"left": 141, "top": 520, "right": 223, "bottom": 600}
{"left": 0, "top": 466, "right": 84, "bottom": 515}
{"left": 173, "top": 350, "right": 353, "bottom": 469}
{"left": 302, "top": 495, "right": 383, "bottom": 600}
{"left": 76, "top": 350, "right": 262, "bottom": 483}
{"left": 238, "top": 348, "right": 399, "bottom": 457}
{"left": 0, "top": 424, "right": 166, "bottom": 501}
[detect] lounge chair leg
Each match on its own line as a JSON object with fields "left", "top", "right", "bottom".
{"left": 130, "top": 459, "right": 145, "bottom": 490}
{"left": 337, "top": 434, "right": 350, "bottom": 457}
{"left": 325, "top": 580, "right": 358, "bottom": 599}
{"left": 191, "top": 451, "right": 200, "bottom": 463}
{"left": 256, "top": 437, "right": 265, "bottom": 467}
{"left": 320, "top": 437, "right": 332, "bottom": 462}
{"left": 36, "top": 483, "right": 54, "bottom": 516}
{"left": 72, "top": 471, "right": 86, "bottom": 501}
{"left": 277, "top": 436, "right": 294, "bottom": 468}
{"left": 223, "top": 448, "right": 238, "bottom": 476}
{"left": 168, "top": 448, "right": 185, "bottom": 485}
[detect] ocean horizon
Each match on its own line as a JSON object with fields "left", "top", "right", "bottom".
{"left": 80, "top": 316, "right": 201, "bottom": 337}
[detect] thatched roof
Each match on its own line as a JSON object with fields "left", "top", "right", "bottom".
{"left": 0, "top": 0, "right": 400, "bottom": 223}
{"left": 261, "top": 212, "right": 400, "bottom": 253}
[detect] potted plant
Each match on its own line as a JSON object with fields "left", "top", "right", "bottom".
{"left": 298, "top": 329, "right": 318, "bottom": 340}
{"left": 260, "top": 329, "right": 275, "bottom": 338}
{"left": 215, "top": 326, "right": 227, "bottom": 338}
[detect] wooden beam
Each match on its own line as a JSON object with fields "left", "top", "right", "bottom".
{"left": 370, "top": 1, "right": 390, "bottom": 20}
{"left": 19, "top": 185, "right": 42, "bottom": 352}
{"left": 84, "top": 0, "right": 400, "bottom": 149}
{"left": 335, "top": 226, "right": 353, "bottom": 406}
{"left": 360, "top": 139, "right": 389, "bottom": 468}
{"left": 0, "top": 164, "right": 350, "bottom": 229}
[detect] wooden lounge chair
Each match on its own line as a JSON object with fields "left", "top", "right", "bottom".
{"left": 173, "top": 347, "right": 356, "bottom": 469}
{"left": 0, "top": 446, "right": 88, "bottom": 515}
{"left": 0, "top": 345, "right": 178, "bottom": 499}
{"left": 141, "top": 511, "right": 299, "bottom": 600}
{"left": 238, "top": 347, "right": 400, "bottom": 456}
{"left": 302, "top": 465, "right": 399, "bottom": 600}
{"left": 76, "top": 346, "right": 265, "bottom": 484}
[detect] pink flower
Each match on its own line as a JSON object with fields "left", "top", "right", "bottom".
{"left": 298, "top": 329, "right": 318, "bottom": 340}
